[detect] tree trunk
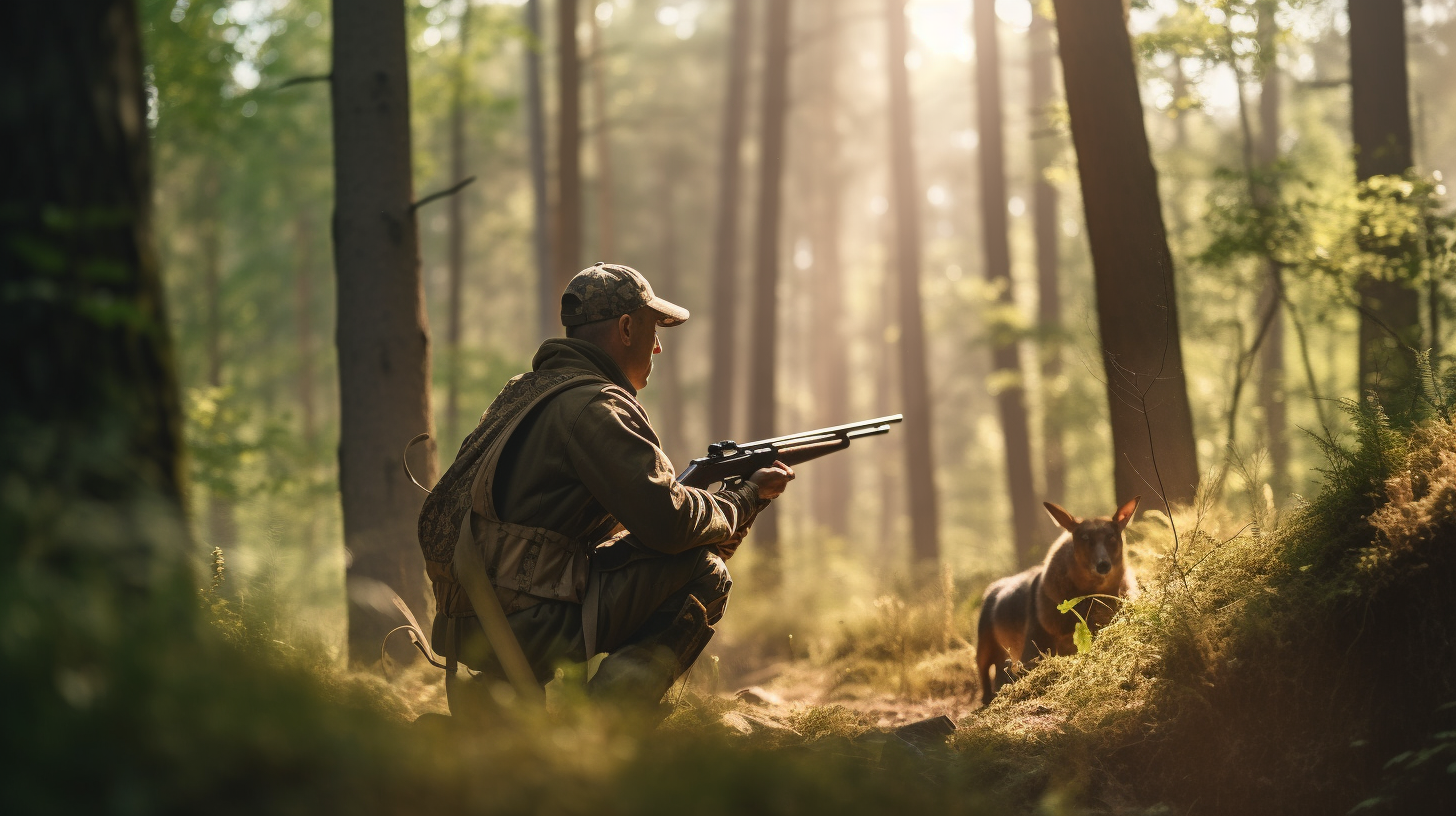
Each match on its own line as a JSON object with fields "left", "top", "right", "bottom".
{"left": 884, "top": 0, "right": 940, "bottom": 564}
{"left": 1254, "top": 2, "right": 1288, "bottom": 499}
{"left": 445, "top": 2, "right": 471, "bottom": 447}
{"left": 1030, "top": 1, "right": 1065, "bottom": 507}
{"left": 556, "top": 0, "right": 583, "bottom": 293}
{"left": 331, "top": 0, "right": 436, "bottom": 663}
{"left": 974, "top": 0, "right": 1040, "bottom": 568}
{"left": 709, "top": 0, "right": 753, "bottom": 441}
{"left": 296, "top": 211, "right": 318, "bottom": 552}
{"left": 1050, "top": 0, "right": 1201, "bottom": 510}
{"left": 1349, "top": 0, "right": 1419, "bottom": 410}
{"left": 296, "top": 213, "right": 318, "bottom": 446}
{"left": 747, "top": 0, "right": 793, "bottom": 577}
{"left": 810, "top": 0, "right": 850, "bottom": 538}
{"left": 877, "top": 215, "right": 902, "bottom": 571}
{"left": 589, "top": 9, "right": 615, "bottom": 260}
{"left": 3, "top": 0, "right": 190, "bottom": 584}
{"left": 658, "top": 162, "right": 684, "bottom": 463}
{"left": 198, "top": 161, "right": 237, "bottom": 558}
{"left": 525, "top": 0, "right": 554, "bottom": 339}
{"left": 202, "top": 165, "right": 224, "bottom": 391}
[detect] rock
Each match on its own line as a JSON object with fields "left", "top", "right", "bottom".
{"left": 735, "top": 685, "right": 784, "bottom": 706}
{"left": 892, "top": 714, "right": 956, "bottom": 747}
{"left": 721, "top": 710, "right": 800, "bottom": 737}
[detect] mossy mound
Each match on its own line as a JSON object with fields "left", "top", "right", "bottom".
{"left": 955, "top": 408, "right": 1456, "bottom": 814}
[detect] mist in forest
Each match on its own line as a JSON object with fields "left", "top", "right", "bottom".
{"left": 141, "top": 0, "right": 1455, "bottom": 651}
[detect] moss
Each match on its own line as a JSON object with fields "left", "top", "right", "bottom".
{"left": 951, "top": 410, "right": 1456, "bottom": 814}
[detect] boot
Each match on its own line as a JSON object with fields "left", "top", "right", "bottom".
{"left": 589, "top": 594, "right": 713, "bottom": 710}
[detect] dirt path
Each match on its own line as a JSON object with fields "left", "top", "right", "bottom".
{"left": 720, "top": 660, "right": 979, "bottom": 730}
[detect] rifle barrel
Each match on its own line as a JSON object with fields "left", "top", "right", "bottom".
{"left": 742, "top": 414, "right": 902, "bottom": 449}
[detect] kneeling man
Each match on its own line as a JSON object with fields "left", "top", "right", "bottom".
{"left": 418, "top": 262, "right": 792, "bottom": 714}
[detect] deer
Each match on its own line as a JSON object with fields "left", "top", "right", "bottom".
{"left": 975, "top": 496, "right": 1141, "bottom": 705}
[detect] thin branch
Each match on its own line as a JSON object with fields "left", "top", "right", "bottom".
{"left": 277, "top": 73, "right": 331, "bottom": 90}
{"left": 1280, "top": 291, "right": 1334, "bottom": 438}
{"left": 1224, "top": 27, "right": 1258, "bottom": 186}
{"left": 1210, "top": 270, "right": 1284, "bottom": 497}
{"left": 410, "top": 176, "right": 477, "bottom": 212}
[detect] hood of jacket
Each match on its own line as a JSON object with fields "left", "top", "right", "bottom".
{"left": 531, "top": 338, "right": 637, "bottom": 396}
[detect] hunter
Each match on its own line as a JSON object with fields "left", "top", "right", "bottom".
{"left": 418, "top": 262, "right": 793, "bottom": 716}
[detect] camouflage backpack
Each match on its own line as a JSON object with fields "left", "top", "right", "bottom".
{"left": 417, "top": 369, "right": 607, "bottom": 622}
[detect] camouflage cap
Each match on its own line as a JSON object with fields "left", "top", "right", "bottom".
{"left": 560, "top": 262, "right": 690, "bottom": 328}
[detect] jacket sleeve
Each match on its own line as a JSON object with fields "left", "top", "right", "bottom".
{"left": 566, "top": 389, "right": 762, "bottom": 554}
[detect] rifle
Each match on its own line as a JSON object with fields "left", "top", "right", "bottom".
{"left": 677, "top": 415, "right": 903, "bottom": 489}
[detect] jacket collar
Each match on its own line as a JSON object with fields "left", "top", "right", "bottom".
{"left": 531, "top": 338, "right": 637, "bottom": 396}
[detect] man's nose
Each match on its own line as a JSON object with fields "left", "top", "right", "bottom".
{"left": 654, "top": 335, "right": 662, "bottom": 354}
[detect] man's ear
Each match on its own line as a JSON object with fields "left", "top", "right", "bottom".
{"left": 616, "top": 313, "right": 634, "bottom": 345}
{"left": 1113, "top": 496, "right": 1141, "bottom": 530}
{"left": 1044, "top": 502, "right": 1080, "bottom": 534}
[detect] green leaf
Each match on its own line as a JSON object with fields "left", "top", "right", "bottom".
{"left": 1073, "top": 621, "right": 1092, "bottom": 654}
{"left": 1057, "top": 596, "right": 1087, "bottom": 614}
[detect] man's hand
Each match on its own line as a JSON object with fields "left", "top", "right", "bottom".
{"left": 747, "top": 460, "right": 795, "bottom": 500}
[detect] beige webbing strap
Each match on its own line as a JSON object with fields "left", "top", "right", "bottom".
{"left": 581, "top": 569, "right": 604, "bottom": 660}
{"left": 452, "top": 512, "right": 544, "bottom": 705}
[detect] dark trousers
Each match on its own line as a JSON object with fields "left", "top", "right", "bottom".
{"left": 444, "top": 538, "right": 730, "bottom": 713}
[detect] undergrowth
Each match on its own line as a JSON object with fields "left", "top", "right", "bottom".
{"left": 6, "top": 402, "right": 1455, "bottom": 814}
{"left": 954, "top": 402, "right": 1456, "bottom": 814}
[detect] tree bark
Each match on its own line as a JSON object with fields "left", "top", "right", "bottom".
{"left": 809, "top": 0, "right": 850, "bottom": 538}
{"left": 877, "top": 215, "right": 902, "bottom": 571}
{"left": 296, "top": 213, "right": 318, "bottom": 446}
{"left": 589, "top": 8, "right": 615, "bottom": 260}
{"left": 525, "top": 0, "right": 554, "bottom": 339}
{"left": 658, "top": 162, "right": 684, "bottom": 463}
{"left": 709, "top": 0, "right": 753, "bottom": 441}
{"left": 202, "top": 165, "right": 223, "bottom": 391}
{"left": 974, "top": 0, "right": 1040, "bottom": 568}
{"left": 747, "top": 0, "right": 793, "bottom": 576}
{"left": 445, "top": 2, "right": 471, "bottom": 446}
{"left": 1254, "top": 1, "right": 1288, "bottom": 498}
{"left": 556, "top": 0, "right": 583, "bottom": 293}
{"left": 884, "top": 0, "right": 941, "bottom": 564}
{"left": 296, "top": 211, "right": 318, "bottom": 552}
{"left": 1349, "top": 0, "right": 1419, "bottom": 409}
{"left": 3, "top": 0, "right": 190, "bottom": 584}
{"left": 1030, "top": 1, "right": 1065, "bottom": 507}
{"left": 1050, "top": 0, "right": 1201, "bottom": 510}
{"left": 200, "top": 162, "right": 236, "bottom": 558}
{"left": 331, "top": 0, "right": 436, "bottom": 663}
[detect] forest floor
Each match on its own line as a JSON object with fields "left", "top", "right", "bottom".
{"left": 358, "top": 408, "right": 1456, "bottom": 815}
{"left": 388, "top": 653, "right": 979, "bottom": 737}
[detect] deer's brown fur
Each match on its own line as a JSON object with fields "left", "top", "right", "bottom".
{"left": 975, "top": 496, "right": 1140, "bottom": 705}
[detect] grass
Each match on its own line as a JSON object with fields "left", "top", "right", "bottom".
{"left": 950, "top": 402, "right": 1456, "bottom": 813}
{"left": 7, "top": 403, "right": 1456, "bottom": 814}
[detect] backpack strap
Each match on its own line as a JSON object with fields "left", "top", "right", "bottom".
{"left": 449, "top": 372, "right": 608, "bottom": 693}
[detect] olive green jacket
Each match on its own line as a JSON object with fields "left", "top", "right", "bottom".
{"left": 492, "top": 338, "right": 766, "bottom": 560}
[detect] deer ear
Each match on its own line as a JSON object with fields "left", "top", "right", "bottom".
{"left": 1113, "top": 496, "right": 1141, "bottom": 530}
{"left": 1043, "top": 502, "right": 1080, "bottom": 534}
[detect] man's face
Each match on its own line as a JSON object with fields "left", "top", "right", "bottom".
{"left": 622, "top": 307, "right": 663, "bottom": 390}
